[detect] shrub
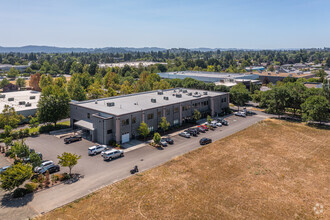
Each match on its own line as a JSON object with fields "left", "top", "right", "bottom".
{"left": 10, "top": 131, "right": 19, "bottom": 140}
{"left": 51, "top": 174, "right": 60, "bottom": 183}
{"left": 62, "top": 173, "right": 71, "bottom": 181}
{"left": 5, "top": 151, "right": 11, "bottom": 157}
{"left": 12, "top": 188, "right": 28, "bottom": 198}
{"left": 24, "top": 182, "right": 38, "bottom": 193}
{"left": 23, "top": 128, "right": 29, "bottom": 137}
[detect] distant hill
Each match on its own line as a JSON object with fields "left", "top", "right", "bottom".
{"left": 0, "top": 45, "right": 167, "bottom": 53}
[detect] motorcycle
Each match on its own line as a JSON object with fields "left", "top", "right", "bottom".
{"left": 130, "top": 165, "right": 139, "bottom": 174}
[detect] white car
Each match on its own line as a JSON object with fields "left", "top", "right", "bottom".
{"left": 179, "top": 132, "right": 190, "bottom": 138}
{"left": 234, "top": 111, "right": 246, "bottom": 117}
{"left": 88, "top": 145, "right": 107, "bottom": 156}
{"left": 160, "top": 139, "right": 168, "bottom": 146}
{"left": 102, "top": 149, "right": 124, "bottom": 161}
{"left": 34, "top": 160, "right": 54, "bottom": 173}
{"left": 216, "top": 122, "right": 222, "bottom": 127}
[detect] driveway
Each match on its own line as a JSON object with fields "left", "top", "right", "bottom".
{"left": 0, "top": 112, "right": 268, "bottom": 219}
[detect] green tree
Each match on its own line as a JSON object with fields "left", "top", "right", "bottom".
{"left": 137, "top": 122, "right": 150, "bottom": 141}
{"left": 153, "top": 132, "right": 161, "bottom": 145}
{"left": 16, "top": 78, "right": 26, "bottom": 90}
{"left": 284, "top": 82, "right": 306, "bottom": 116}
{"left": 57, "top": 152, "right": 81, "bottom": 177}
{"left": 87, "top": 82, "right": 104, "bottom": 99}
{"left": 0, "top": 163, "right": 33, "bottom": 191}
{"left": 70, "top": 83, "right": 87, "bottom": 101}
{"left": 159, "top": 117, "right": 170, "bottom": 134}
{"left": 37, "top": 86, "right": 70, "bottom": 127}
{"left": 207, "top": 115, "right": 212, "bottom": 124}
{"left": 11, "top": 140, "right": 30, "bottom": 160}
{"left": 0, "top": 105, "right": 24, "bottom": 129}
{"left": 39, "top": 74, "right": 53, "bottom": 90}
{"left": 265, "top": 86, "right": 289, "bottom": 117}
{"left": 120, "top": 80, "right": 133, "bottom": 95}
{"left": 29, "top": 152, "right": 42, "bottom": 168}
{"left": 7, "top": 67, "right": 19, "bottom": 78}
{"left": 193, "top": 109, "right": 201, "bottom": 122}
{"left": 107, "top": 87, "right": 117, "bottom": 97}
{"left": 301, "top": 95, "right": 330, "bottom": 123}
{"left": 230, "top": 83, "right": 250, "bottom": 110}
{"left": 0, "top": 78, "right": 10, "bottom": 89}
{"left": 4, "top": 125, "right": 12, "bottom": 137}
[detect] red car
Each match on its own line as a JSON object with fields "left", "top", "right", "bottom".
{"left": 198, "top": 125, "right": 209, "bottom": 131}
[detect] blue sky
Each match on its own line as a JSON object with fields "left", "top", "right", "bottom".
{"left": 0, "top": 0, "right": 329, "bottom": 49}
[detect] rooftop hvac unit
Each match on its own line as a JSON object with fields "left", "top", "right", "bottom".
{"left": 163, "top": 96, "right": 169, "bottom": 100}
{"left": 0, "top": 94, "right": 5, "bottom": 98}
{"left": 182, "top": 89, "right": 187, "bottom": 93}
{"left": 172, "top": 93, "right": 176, "bottom": 96}
{"left": 25, "top": 102, "right": 31, "bottom": 107}
{"left": 193, "top": 92, "right": 201, "bottom": 97}
{"left": 134, "top": 102, "right": 138, "bottom": 105}
{"left": 187, "top": 92, "right": 192, "bottom": 96}
{"left": 19, "top": 101, "right": 26, "bottom": 105}
{"left": 30, "top": 96, "right": 36, "bottom": 99}
{"left": 157, "top": 91, "right": 163, "bottom": 95}
{"left": 107, "top": 102, "right": 115, "bottom": 107}
{"left": 8, "top": 97, "right": 14, "bottom": 101}
{"left": 95, "top": 100, "right": 98, "bottom": 104}
{"left": 203, "top": 91, "right": 208, "bottom": 95}
{"left": 151, "top": 98, "right": 156, "bottom": 103}
{"left": 176, "top": 94, "right": 182, "bottom": 98}
{"left": 179, "top": 88, "right": 182, "bottom": 92}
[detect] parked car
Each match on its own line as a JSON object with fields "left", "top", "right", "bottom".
{"left": 184, "top": 129, "right": 197, "bottom": 136}
{"left": 38, "top": 164, "right": 60, "bottom": 175}
{"left": 197, "top": 127, "right": 206, "bottom": 133}
{"left": 160, "top": 139, "right": 168, "bottom": 147}
{"left": 163, "top": 137, "right": 174, "bottom": 144}
{"left": 215, "top": 122, "right": 222, "bottom": 127}
{"left": 192, "top": 128, "right": 200, "bottom": 134}
{"left": 200, "top": 125, "right": 209, "bottom": 131}
{"left": 64, "top": 135, "right": 82, "bottom": 144}
{"left": 88, "top": 145, "right": 107, "bottom": 156}
{"left": 102, "top": 149, "right": 124, "bottom": 161}
{"left": 34, "top": 160, "right": 54, "bottom": 173}
{"left": 217, "top": 118, "right": 228, "bottom": 126}
{"left": 179, "top": 132, "right": 190, "bottom": 138}
{"left": 199, "top": 138, "right": 212, "bottom": 145}
{"left": 101, "top": 147, "right": 112, "bottom": 156}
{"left": 0, "top": 166, "right": 10, "bottom": 174}
{"left": 234, "top": 111, "right": 246, "bottom": 117}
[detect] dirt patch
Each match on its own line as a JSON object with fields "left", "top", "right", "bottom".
{"left": 37, "top": 119, "right": 330, "bottom": 219}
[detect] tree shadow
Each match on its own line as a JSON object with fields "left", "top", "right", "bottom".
{"left": 0, "top": 191, "right": 34, "bottom": 208}
{"left": 63, "top": 174, "right": 84, "bottom": 185}
{"left": 306, "top": 123, "right": 330, "bottom": 130}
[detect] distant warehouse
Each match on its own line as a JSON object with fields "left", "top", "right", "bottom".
{"left": 157, "top": 71, "right": 260, "bottom": 88}
{"left": 70, "top": 88, "right": 229, "bottom": 144}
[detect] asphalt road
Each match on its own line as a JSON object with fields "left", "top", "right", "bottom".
{"left": 0, "top": 112, "right": 268, "bottom": 219}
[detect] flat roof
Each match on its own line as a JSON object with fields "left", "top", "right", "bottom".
{"left": 257, "top": 72, "right": 315, "bottom": 78}
{"left": 72, "top": 88, "right": 227, "bottom": 116}
{"left": 98, "top": 61, "right": 167, "bottom": 68}
{"left": 0, "top": 90, "right": 41, "bottom": 113}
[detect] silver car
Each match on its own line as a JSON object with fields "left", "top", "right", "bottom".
{"left": 102, "top": 149, "right": 124, "bottom": 161}
{"left": 34, "top": 160, "right": 54, "bottom": 173}
{"left": 88, "top": 145, "right": 107, "bottom": 156}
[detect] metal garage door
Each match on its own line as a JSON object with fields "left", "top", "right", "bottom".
{"left": 122, "top": 133, "right": 130, "bottom": 143}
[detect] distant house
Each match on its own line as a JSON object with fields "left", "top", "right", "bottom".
{"left": 3, "top": 83, "right": 18, "bottom": 92}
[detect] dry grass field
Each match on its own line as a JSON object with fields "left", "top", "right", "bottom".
{"left": 38, "top": 119, "right": 329, "bottom": 220}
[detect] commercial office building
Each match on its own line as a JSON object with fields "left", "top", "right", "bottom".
{"left": 70, "top": 88, "right": 229, "bottom": 144}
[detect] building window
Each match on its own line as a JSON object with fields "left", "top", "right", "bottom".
{"left": 157, "top": 111, "right": 161, "bottom": 117}
{"left": 223, "top": 98, "right": 226, "bottom": 103}
{"left": 166, "top": 109, "right": 170, "bottom": 115}
{"left": 148, "top": 126, "right": 154, "bottom": 132}
{"left": 107, "top": 129, "right": 112, "bottom": 134}
{"left": 173, "top": 119, "right": 179, "bottom": 125}
{"left": 122, "top": 119, "right": 129, "bottom": 126}
{"left": 147, "top": 113, "right": 154, "bottom": 120}
{"left": 174, "top": 107, "right": 179, "bottom": 113}
{"left": 132, "top": 117, "right": 136, "bottom": 124}
{"left": 87, "top": 113, "right": 90, "bottom": 119}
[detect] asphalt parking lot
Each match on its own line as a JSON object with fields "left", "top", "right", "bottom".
{"left": 0, "top": 112, "right": 269, "bottom": 219}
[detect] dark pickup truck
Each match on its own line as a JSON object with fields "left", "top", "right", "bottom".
{"left": 64, "top": 135, "right": 82, "bottom": 144}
